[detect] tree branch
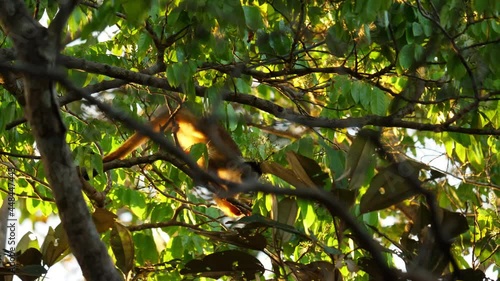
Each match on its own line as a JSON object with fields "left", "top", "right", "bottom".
{"left": 0, "top": 1, "right": 121, "bottom": 280}
{"left": 48, "top": 0, "right": 79, "bottom": 50}
{"left": 4, "top": 54, "right": 500, "bottom": 136}
{"left": 231, "top": 181, "right": 400, "bottom": 280}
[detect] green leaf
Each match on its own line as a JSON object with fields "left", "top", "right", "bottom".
{"left": 351, "top": 81, "right": 362, "bottom": 104}
{"left": 150, "top": 203, "right": 173, "bottom": 223}
{"left": 271, "top": 196, "right": 298, "bottom": 243}
{"left": 208, "top": 0, "right": 246, "bottom": 32}
{"left": 326, "top": 25, "right": 350, "bottom": 57}
{"left": 472, "top": 0, "right": 489, "bottom": 14}
{"left": 447, "top": 54, "right": 467, "bottom": 80}
{"left": 170, "top": 236, "right": 184, "bottom": 259}
{"left": 137, "top": 32, "right": 153, "bottom": 56}
{"left": 359, "top": 83, "right": 371, "bottom": 110}
{"left": 133, "top": 233, "right": 158, "bottom": 264}
{"left": 111, "top": 222, "right": 135, "bottom": 275}
{"left": 41, "top": 224, "right": 70, "bottom": 266}
{"left": 412, "top": 22, "right": 423, "bottom": 36}
{"left": 121, "top": 0, "right": 153, "bottom": 24}
{"left": 398, "top": 44, "right": 415, "bottom": 69}
{"left": 360, "top": 162, "right": 420, "bottom": 213}
{"left": 370, "top": 88, "right": 390, "bottom": 115}
{"left": 302, "top": 203, "right": 316, "bottom": 229}
{"left": 166, "top": 64, "right": 180, "bottom": 87}
{"left": 341, "top": 129, "right": 377, "bottom": 190}
{"left": 269, "top": 30, "right": 292, "bottom": 56}
{"left": 235, "top": 77, "right": 252, "bottom": 94}
{"left": 225, "top": 104, "right": 239, "bottom": 131}
{"left": 455, "top": 142, "right": 467, "bottom": 163}
{"left": 68, "top": 69, "right": 88, "bottom": 88}
{"left": 80, "top": 3, "right": 117, "bottom": 39}
{"left": 17, "top": 232, "right": 40, "bottom": 253}
{"left": 242, "top": 6, "right": 264, "bottom": 30}
{"left": 414, "top": 43, "right": 424, "bottom": 61}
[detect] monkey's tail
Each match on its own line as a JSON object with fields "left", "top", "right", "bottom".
{"left": 103, "top": 133, "right": 149, "bottom": 162}
{"left": 103, "top": 108, "right": 176, "bottom": 162}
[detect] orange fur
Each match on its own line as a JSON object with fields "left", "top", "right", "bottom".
{"left": 103, "top": 107, "right": 254, "bottom": 217}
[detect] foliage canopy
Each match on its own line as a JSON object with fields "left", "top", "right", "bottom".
{"left": 0, "top": 0, "right": 499, "bottom": 280}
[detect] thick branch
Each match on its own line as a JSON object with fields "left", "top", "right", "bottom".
{"left": 0, "top": 1, "right": 120, "bottom": 280}
{"left": 54, "top": 55, "right": 500, "bottom": 136}
{"left": 222, "top": 91, "right": 500, "bottom": 135}
{"left": 3, "top": 52, "right": 500, "bottom": 136}
{"left": 48, "top": 0, "right": 80, "bottom": 49}
{"left": 232, "top": 181, "right": 400, "bottom": 280}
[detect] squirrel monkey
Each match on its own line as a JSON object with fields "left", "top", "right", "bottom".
{"left": 103, "top": 107, "right": 260, "bottom": 217}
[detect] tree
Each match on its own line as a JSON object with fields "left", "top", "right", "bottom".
{"left": 0, "top": 0, "right": 498, "bottom": 280}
